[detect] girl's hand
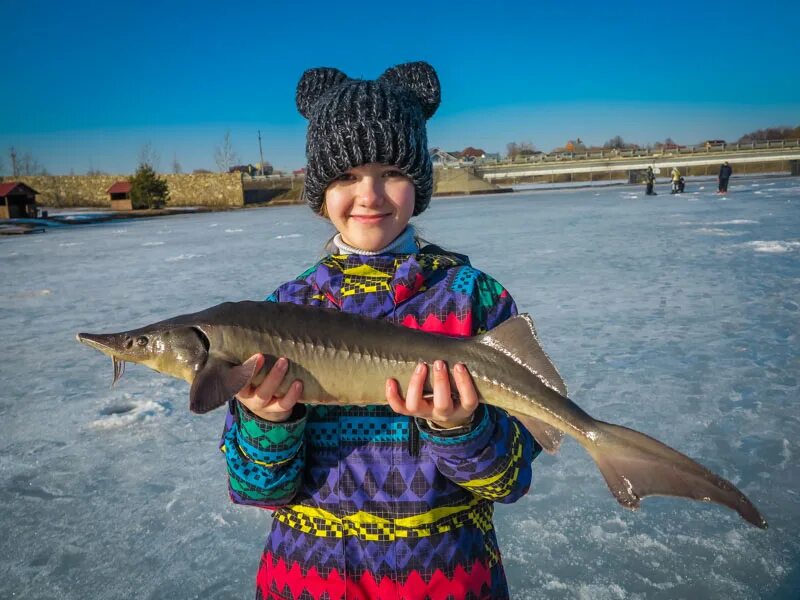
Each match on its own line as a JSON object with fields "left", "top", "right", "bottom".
{"left": 386, "top": 360, "right": 479, "bottom": 429}
{"left": 235, "top": 354, "right": 303, "bottom": 422}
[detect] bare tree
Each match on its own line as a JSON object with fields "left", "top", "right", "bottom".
{"left": 9, "top": 147, "right": 19, "bottom": 177}
{"left": 7, "top": 147, "right": 47, "bottom": 175}
{"left": 214, "top": 131, "right": 239, "bottom": 172}
{"left": 506, "top": 141, "right": 537, "bottom": 160}
{"left": 603, "top": 135, "right": 627, "bottom": 149}
{"left": 138, "top": 142, "right": 161, "bottom": 172}
{"left": 171, "top": 153, "right": 182, "bottom": 174}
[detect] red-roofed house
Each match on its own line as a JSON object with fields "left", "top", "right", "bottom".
{"left": 0, "top": 182, "right": 39, "bottom": 218}
{"left": 107, "top": 181, "right": 133, "bottom": 210}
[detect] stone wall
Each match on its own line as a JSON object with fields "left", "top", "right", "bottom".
{"left": 3, "top": 173, "right": 245, "bottom": 208}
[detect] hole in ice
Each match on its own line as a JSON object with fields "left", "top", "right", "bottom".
{"left": 99, "top": 402, "right": 138, "bottom": 416}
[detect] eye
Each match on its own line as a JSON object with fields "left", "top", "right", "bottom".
{"left": 333, "top": 172, "right": 356, "bottom": 183}
{"left": 136, "top": 336, "right": 148, "bottom": 347}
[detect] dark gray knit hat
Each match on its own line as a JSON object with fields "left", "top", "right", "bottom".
{"left": 296, "top": 61, "right": 441, "bottom": 216}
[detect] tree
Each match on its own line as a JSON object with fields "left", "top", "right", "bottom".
{"left": 138, "top": 142, "right": 161, "bottom": 172}
{"left": 506, "top": 141, "right": 538, "bottom": 160}
{"left": 7, "top": 146, "right": 47, "bottom": 176}
{"left": 603, "top": 135, "right": 627, "bottom": 149}
{"left": 564, "top": 138, "right": 585, "bottom": 153}
{"left": 738, "top": 125, "right": 800, "bottom": 143}
{"left": 214, "top": 131, "right": 239, "bottom": 172}
{"left": 129, "top": 163, "right": 169, "bottom": 209}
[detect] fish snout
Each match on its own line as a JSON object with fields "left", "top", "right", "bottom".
{"left": 76, "top": 332, "right": 134, "bottom": 356}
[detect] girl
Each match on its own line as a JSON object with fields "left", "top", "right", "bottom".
{"left": 221, "top": 61, "right": 553, "bottom": 600}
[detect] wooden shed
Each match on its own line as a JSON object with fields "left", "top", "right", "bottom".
{"left": 107, "top": 181, "right": 133, "bottom": 210}
{"left": 0, "top": 182, "right": 39, "bottom": 219}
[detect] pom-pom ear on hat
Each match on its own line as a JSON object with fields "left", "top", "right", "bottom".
{"left": 296, "top": 67, "right": 349, "bottom": 119}
{"left": 378, "top": 62, "right": 441, "bottom": 119}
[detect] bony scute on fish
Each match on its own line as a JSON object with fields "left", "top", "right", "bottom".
{"left": 76, "top": 300, "right": 768, "bottom": 529}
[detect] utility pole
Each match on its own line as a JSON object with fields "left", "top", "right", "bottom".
{"left": 258, "top": 130, "right": 265, "bottom": 177}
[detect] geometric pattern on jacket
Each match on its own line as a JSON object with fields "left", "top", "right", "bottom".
{"left": 220, "top": 246, "right": 541, "bottom": 599}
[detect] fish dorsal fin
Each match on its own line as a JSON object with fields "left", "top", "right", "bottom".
{"left": 189, "top": 354, "right": 262, "bottom": 414}
{"left": 478, "top": 314, "right": 567, "bottom": 396}
{"left": 478, "top": 315, "right": 568, "bottom": 454}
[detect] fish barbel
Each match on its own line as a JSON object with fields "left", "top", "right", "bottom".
{"left": 76, "top": 301, "right": 767, "bottom": 528}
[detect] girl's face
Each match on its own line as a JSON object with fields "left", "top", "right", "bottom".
{"left": 324, "top": 163, "right": 415, "bottom": 251}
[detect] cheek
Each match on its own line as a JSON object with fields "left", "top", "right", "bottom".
{"left": 323, "top": 191, "right": 345, "bottom": 220}
{"left": 391, "top": 182, "right": 416, "bottom": 215}
{"left": 401, "top": 187, "right": 416, "bottom": 217}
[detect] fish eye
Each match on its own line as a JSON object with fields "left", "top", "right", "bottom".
{"left": 136, "top": 336, "right": 149, "bottom": 347}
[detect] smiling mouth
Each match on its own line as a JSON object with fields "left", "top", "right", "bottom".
{"left": 350, "top": 214, "right": 390, "bottom": 222}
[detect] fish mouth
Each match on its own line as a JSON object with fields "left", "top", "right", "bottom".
{"left": 76, "top": 332, "right": 119, "bottom": 354}
{"left": 76, "top": 333, "right": 127, "bottom": 386}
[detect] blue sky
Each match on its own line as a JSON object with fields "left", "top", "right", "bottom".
{"left": 1, "top": 0, "right": 798, "bottom": 175}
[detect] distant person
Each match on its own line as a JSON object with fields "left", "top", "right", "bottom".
{"left": 645, "top": 166, "right": 657, "bottom": 195}
{"left": 223, "top": 61, "right": 550, "bottom": 599}
{"left": 671, "top": 167, "right": 681, "bottom": 194}
{"left": 678, "top": 176, "right": 686, "bottom": 193}
{"left": 718, "top": 161, "right": 733, "bottom": 193}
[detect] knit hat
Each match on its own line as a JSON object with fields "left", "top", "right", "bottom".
{"left": 296, "top": 61, "right": 441, "bottom": 216}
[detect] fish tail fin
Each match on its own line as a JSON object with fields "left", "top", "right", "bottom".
{"left": 585, "top": 420, "right": 767, "bottom": 529}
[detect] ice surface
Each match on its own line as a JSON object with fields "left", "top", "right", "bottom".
{"left": 1, "top": 176, "right": 799, "bottom": 598}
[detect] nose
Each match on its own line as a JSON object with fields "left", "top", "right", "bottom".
{"left": 354, "top": 176, "right": 384, "bottom": 207}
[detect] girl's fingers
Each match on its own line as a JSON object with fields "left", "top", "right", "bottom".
{"left": 272, "top": 380, "right": 303, "bottom": 411}
{"left": 385, "top": 378, "right": 408, "bottom": 415}
{"left": 253, "top": 357, "right": 289, "bottom": 401}
{"left": 405, "top": 362, "right": 428, "bottom": 414}
{"left": 453, "top": 363, "right": 478, "bottom": 412}
{"left": 431, "top": 360, "right": 453, "bottom": 415}
{"left": 235, "top": 353, "right": 265, "bottom": 397}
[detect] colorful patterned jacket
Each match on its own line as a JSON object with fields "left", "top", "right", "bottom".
{"left": 221, "top": 246, "right": 540, "bottom": 600}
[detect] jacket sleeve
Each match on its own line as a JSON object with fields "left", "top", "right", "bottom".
{"left": 220, "top": 401, "right": 307, "bottom": 507}
{"left": 220, "top": 272, "right": 323, "bottom": 508}
{"left": 417, "top": 404, "right": 540, "bottom": 503}
{"left": 417, "top": 270, "right": 542, "bottom": 503}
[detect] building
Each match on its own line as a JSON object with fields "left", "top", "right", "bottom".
{"left": 429, "top": 148, "right": 461, "bottom": 167}
{"left": 0, "top": 181, "right": 39, "bottom": 218}
{"left": 107, "top": 181, "right": 133, "bottom": 211}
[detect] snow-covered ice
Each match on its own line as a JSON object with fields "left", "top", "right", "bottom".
{"left": 1, "top": 175, "right": 798, "bottom": 599}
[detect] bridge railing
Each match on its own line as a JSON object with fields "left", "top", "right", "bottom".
{"left": 475, "top": 138, "right": 800, "bottom": 167}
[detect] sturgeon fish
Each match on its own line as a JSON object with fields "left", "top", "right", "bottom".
{"left": 76, "top": 300, "right": 767, "bottom": 529}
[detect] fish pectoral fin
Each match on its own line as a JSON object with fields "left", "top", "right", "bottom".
{"left": 189, "top": 355, "right": 260, "bottom": 414}
{"left": 588, "top": 420, "right": 768, "bottom": 529}
{"left": 477, "top": 314, "right": 567, "bottom": 395}
{"left": 506, "top": 410, "right": 564, "bottom": 454}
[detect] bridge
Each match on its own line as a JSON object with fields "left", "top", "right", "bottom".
{"left": 474, "top": 140, "right": 800, "bottom": 183}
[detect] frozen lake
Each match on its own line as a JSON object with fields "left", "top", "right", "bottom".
{"left": 1, "top": 175, "right": 798, "bottom": 599}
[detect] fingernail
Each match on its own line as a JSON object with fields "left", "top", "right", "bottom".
{"left": 277, "top": 358, "right": 288, "bottom": 371}
{"left": 435, "top": 360, "right": 444, "bottom": 372}
{"left": 455, "top": 363, "right": 465, "bottom": 374}
{"left": 416, "top": 362, "right": 425, "bottom": 374}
